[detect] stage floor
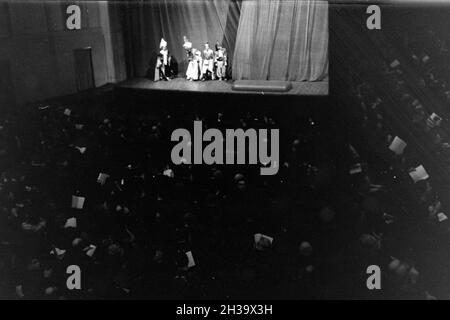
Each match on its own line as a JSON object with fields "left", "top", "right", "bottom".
{"left": 116, "top": 78, "right": 328, "bottom": 96}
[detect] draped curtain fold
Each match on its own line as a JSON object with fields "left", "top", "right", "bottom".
{"left": 233, "top": 0, "right": 328, "bottom": 81}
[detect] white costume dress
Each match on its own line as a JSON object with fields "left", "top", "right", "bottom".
{"left": 186, "top": 49, "right": 202, "bottom": 81}
{"left": 184, "top": 41, "right": 198, "bottom": 80}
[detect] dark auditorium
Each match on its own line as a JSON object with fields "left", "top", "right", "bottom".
{"left": 0, "top": 0, "right": 449, "bottom": 302}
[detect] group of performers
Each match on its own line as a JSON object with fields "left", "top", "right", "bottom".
{"left": 154, "top": 37, "right": 227, "bottom": 82}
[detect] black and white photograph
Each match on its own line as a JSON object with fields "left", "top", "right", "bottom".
{"left": 0, "top": 0, "right": 448, "bottom": 306}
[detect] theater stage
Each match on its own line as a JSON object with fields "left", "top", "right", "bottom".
{"left": 115, "top": 78, "right": 328, "bottom": 96}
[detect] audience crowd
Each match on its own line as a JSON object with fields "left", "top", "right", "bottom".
{"left": 339, "top": 21, "right": 450, "bottom": 299}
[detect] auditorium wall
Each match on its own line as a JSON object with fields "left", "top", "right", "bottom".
{"left": 0, "top": 1, "right": 126, "bottom": 108}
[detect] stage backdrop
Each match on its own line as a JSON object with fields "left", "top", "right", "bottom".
{"left": 125, "top": 0, "right": 327, "bottom": 82}
{"left": 233, "top": 0, "right": 328, "bottom": 81}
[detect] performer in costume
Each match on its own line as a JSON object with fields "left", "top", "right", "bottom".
{"left": 193, "top": 49, "right": 203, "bottom": 81}
{"left": 154, "top": 38, "right": 170, "bottom": 81}
{"left": 214, "top": 42, "right": 227, "bottom": 81}
{"left": 183, "top": 36, "right": 197, "bottom": 81}
{"left": 213, "top": 42, "right": 219, "bottom": 79}
{"left": 155, "top": 38, "right": 170, "bottom": 81}
{"left": 183, "top": 36, "right": 192, "bottom": 52}
{"left": 186, "top": 49, "right": 202, "bottom": 81}
{"left": 201, "top": 42, "right": 215, "bottom": 81}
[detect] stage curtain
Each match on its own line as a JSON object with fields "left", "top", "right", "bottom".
{"left": 233, "top": 0, "right": 328, "bottom": 81}
{"left": 127, "top": 0, "right": 240, "bottom": 78}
